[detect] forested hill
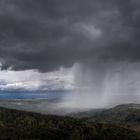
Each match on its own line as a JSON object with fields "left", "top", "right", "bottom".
{"left": 80, "top": 104, "right": 140, "bottom": 123}
{"left": 0, "top": 107, "right": 138, "bottom": 140}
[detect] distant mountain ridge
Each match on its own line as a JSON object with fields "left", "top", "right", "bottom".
{"left": 113, "top": 104, "right": 140, "bottom": 110}
{"left": 69, "top": 104, "right": 140, "bottom": 122}
{"left": 86, "top": 103, "right": 140, "bottom": 123}
{"left": 69, "top": 103, "right": 140, "bottom": 138}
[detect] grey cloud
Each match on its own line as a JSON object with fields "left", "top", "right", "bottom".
{"left": 0, "top": 0, "right": 140, "bottom": 71}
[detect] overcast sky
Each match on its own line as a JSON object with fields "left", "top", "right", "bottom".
{"left": 0, "top": 0, "right": 140, "bottom": 107}
{"left": 0, "top": 0, "right": 140, "bottom": 71}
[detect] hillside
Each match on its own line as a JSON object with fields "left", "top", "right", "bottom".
{"left": 0, "top": 107, "right": 138, "bottom": 140}
{"left": 84, "top": 104, "right": 140, "bottom": 123}
{"left": 69, "top": 104, "right": 140, "bottom": 122}
{"left": 69, "top": 103, "right": 140, "bottom": 138}
{"left": 68, "top": 109, "right": 105, "bottom": 119}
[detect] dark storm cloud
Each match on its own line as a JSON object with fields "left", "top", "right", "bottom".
{"left": 0, "top": 0, "right": 140, "bottom": 71}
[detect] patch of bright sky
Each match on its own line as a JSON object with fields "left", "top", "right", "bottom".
{"left": 0, "top": 64, "right": 76, "bottom": 91}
